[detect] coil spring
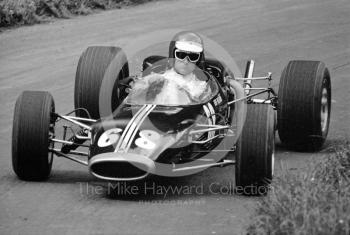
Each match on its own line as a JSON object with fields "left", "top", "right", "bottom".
{"left": 61, "top": 129, "right": 88, "bottom": 154}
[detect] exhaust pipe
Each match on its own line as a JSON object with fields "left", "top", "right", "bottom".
{"left": 89, "top": 152, "right": 156, "bottom": 181}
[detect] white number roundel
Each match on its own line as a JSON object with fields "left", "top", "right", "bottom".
{"left": 135, "top": 130, "right": 160, "bottom": 149}
{"left": 139, "top": 130, "right": 160, "bottom": 142}
{"left": 97, "top": 128, "right": 123, "bottom": 147}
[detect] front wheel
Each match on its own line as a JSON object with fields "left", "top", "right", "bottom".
{"left": 277, "top": 60, "right": 331, "bottom": 151}
{"left": 12, "top": 91, "right": 55, "bottom": 181}
{"left": 74, "top": 46, "right": 129, "bottom": 119}
{"left": 235, "top": 104, "right": 275, "bottom": 196}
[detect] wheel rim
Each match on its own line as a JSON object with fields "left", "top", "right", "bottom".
{"left": 271, "top": 146, "right": 275, "bottom": 177}
{"left": 48, "top": 123, "right": 55, "bottom": 165}
{"left": 320, "top": 87, "right": 329, "bottom": 133}
{"left": 48, "top": 104, "right": 55, "bottom": 165}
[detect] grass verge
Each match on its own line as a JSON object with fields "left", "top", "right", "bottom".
{"left": 248, "top": 142, "right": 350, "bottom": 235}
{"left": 0, "top": 0, "right": 157, "bottom": 28}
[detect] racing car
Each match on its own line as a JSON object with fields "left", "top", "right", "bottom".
{"left": 12, "top": 46, "right": 331, "bottom": 196}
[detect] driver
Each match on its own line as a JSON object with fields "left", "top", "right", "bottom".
{"left": 161, "top": 31, "right": 210, "bottom": 101}
{"left": 132, "top": 31, "right": 211, "bottom": 105}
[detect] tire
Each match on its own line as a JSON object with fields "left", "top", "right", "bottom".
{"left": 277, "top": 60, "right": 331, "bottom": 151}
{"left": 235, "top": 104, "right": 275, "bottom": 196}
{"left": 12, "top": 91, "right": 55, "bottom": 181}
{"left": 74, "top": 46, "right": 129, "bottom": 119}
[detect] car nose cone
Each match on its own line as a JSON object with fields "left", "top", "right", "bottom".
{"left": 89, "top": 152, "right": 156, "bottom": 181}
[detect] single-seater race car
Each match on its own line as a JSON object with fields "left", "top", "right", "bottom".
{"left": 12, "top": 46, "right": 331, "bottom": 195}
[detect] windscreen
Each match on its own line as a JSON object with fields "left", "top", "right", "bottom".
{"left": 126, "top": 73, "right": 218, "bottom": 106}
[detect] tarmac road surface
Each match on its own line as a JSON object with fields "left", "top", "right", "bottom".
{"left": 0, "top": 0, "right": 349, "bottom": 234}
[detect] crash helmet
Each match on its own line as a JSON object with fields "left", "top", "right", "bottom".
{"left": 168, "top": 31, "right": 205, "bottom": 70}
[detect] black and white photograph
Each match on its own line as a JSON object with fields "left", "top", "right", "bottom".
{"left": 0, "top": 0, "right": 349, "bottom": 234}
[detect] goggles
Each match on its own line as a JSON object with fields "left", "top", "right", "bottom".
{"left": 174, "top": 49, "right": 201, "bottom": 63}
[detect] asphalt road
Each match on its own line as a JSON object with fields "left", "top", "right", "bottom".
{"left": 0, "top": 0, "right": 349, "bottom": 234}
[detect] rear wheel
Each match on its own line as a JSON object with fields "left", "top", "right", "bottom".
{"left": 235, "top": 104, "right": 275, "bottom": 196}
{"left": 277, "top": 60, "right": 331, "bottom": 151}
{"left": 12, "top": 91, "right": 55, "bottom": 181}
{"left": 74, "top": 46, "right": 129, "bottom": 119}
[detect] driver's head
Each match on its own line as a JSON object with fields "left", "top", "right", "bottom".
{"left": 168, "top": 31, "right": 205, "bottom": 76}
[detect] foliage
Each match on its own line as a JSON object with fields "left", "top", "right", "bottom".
{"left": 0, "top": 0, "right": 156, "bottom": 27}
{"left": 248, "top": 143, "right": 350, "bottom": 235}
